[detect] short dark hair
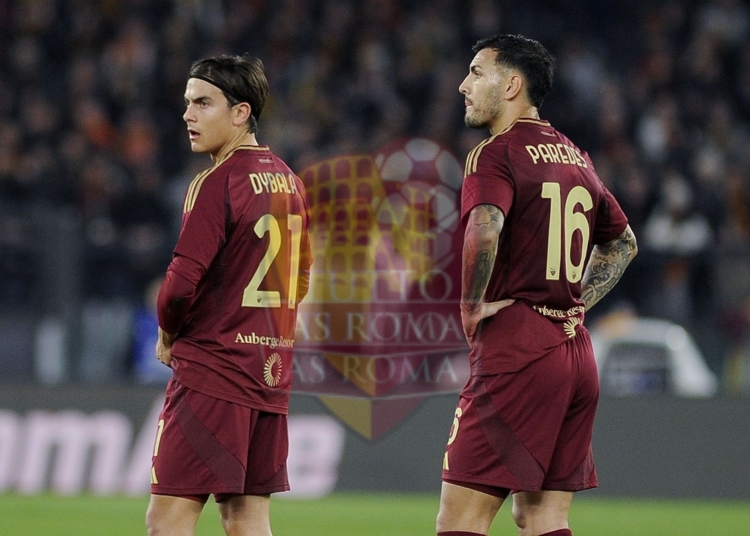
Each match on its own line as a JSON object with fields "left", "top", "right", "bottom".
{"left": 472, "top": 34, "right": 555, "bottom": 109}
{"left": 188, "top": 54, "right": 269, "bottom": 134}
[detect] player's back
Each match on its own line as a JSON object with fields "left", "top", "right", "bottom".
{"left": 218, "top": 147, "right": 309, "bottom": 330}
{"left": 466, "top": 118, "right": 621, "bottom": 311}
{"left": 172, "top": 144, "right": 312, "bottom": 411}
{"left": 461, "top": 119, "right": 628, "bottom": 373}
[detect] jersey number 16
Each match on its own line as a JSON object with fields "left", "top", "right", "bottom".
{"left": 541, "top": 182, "right": 593, "bottom": 283}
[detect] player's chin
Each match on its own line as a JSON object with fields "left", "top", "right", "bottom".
{"left": 188, "top": 141, "right": 208, "bottom": 154}
{"left": 464, "top": 113, "right": 487, "bottom": 130}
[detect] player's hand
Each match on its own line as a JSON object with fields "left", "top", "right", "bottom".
{"left": 461, "top": 299, "right": 515, "bottom": 344}
{"left": 155, "top": 328, "right": 176, "bottom": 368}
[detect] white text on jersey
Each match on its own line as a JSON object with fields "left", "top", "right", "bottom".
{"left": 525, "top": 143, "right": 588, "bottom": 168}
{"left": 249, "top": 172, "right": 299, "bottom": 195}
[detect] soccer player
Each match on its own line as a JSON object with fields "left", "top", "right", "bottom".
{"left": 436, "top": 35, "right": 637, "bottom": 536}
{"left": 146, "top": 55, "right": 312, "bottom": 536}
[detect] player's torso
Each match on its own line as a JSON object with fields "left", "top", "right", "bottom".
{"left": 493, "top": 120, "right": 605, "bottom": 310}
{"left": 176, "top": 148, "right": 309, "bottom": 410}
{"left": 192, "top": 150, "right": 306, "bottom": 326}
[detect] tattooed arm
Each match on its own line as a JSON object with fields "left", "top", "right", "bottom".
{"left": 581, "top": 224, "right": 638, "bottom": 311}
{"left": 461, "top": 204, "right": 515, "bottom": 343}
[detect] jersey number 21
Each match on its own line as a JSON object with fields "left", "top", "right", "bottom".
{"left": 242, "top": 213, "right": 303, "bottom": 309}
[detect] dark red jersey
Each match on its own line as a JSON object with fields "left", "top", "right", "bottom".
{"left": 158, "top": 143, "right": 313, "bottom": 413}
{"left": 461, "top": 118, "right": 628, "bottom": 374}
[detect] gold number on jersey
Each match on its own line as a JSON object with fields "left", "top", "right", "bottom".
{"left": 447, "top": 407, "right": 463, "bottom": 446}
{"left": 242, "top": 213, "right": 303, "bottom": 308}
{"left": 443, "top": 406, "right": 463, "bottom": 470}
{"left": 153, "top": 419, "right": 165, "bottom": 457}
{"left": 541, "top": 183, "right": 593, "bottom": 283}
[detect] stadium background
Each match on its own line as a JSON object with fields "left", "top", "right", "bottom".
{"left": 0, "top": 0, "right": 749, "bottom": 521}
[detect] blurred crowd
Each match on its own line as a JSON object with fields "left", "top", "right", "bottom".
{"left": 1, "top": 0, "right": 750, "bottom": 385}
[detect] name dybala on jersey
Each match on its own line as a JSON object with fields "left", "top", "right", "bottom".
{"left": 461, "top": 118, "right": 628, "bottom": 375}
{"left": 158, "top": 142, "right": 313, "bottom": 414}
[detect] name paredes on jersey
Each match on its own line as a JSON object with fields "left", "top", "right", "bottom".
{"left": 248, "top": 172, "right": 299, "bottom": 195}
{"left": 236, "top": 331, "right": 295, "bottom": 349}
{"left": 525, "top": 142, "right": 588, "bottom": 168}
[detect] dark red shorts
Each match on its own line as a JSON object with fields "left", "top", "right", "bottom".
{"left": 151, "top": 379, "right": 289, "bottom": 502}
{"left": 442, "top": 330, "right": 599, "bottom": 493}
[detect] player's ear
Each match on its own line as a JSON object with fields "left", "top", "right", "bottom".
{"left": 506, "top": 73, "right": 524, "bottom": 100}
{"left": 233, "top": 102, "right": 252, "bottom": 126}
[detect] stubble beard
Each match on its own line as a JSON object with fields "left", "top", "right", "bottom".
{"left": 464, "top": 111, "right": 489, "bottom": 130}
{"left": 464, "top": 94, "right": 502, "bottom": 130}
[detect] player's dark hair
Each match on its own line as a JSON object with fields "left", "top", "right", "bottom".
{"left": 189, "top": 54, "right": 269, "bottom": 134}
{"left": 472, "top": 34, "right": 555, "bottom": 109}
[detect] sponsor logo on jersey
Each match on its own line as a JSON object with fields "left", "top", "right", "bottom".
{"left": 264, "top": 353, "right": 283, "bottom": 387}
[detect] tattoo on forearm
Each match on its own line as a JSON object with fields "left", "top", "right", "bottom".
{"left": 462, "top": 205, "right": 504, "bottom": 311}
{"left": 467, "top": 250, "right": 493, "bottom": 303}
{"left": 581, "top": 226, "right": 637, "bottom": 311}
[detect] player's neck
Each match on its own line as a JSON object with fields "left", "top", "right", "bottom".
{"left": 210, "top": 131, "right": 259, "bottom": 162}
{"left": 490, "top": 104, "right": 540, "bottom": 135}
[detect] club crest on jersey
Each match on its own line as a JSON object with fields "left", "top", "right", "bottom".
{"left": 263, "top": 352, "right": 282, "bottom": 387}
{"left": 564, "top": 317, "right": 581, "bottom": 338}
{"left": 293, "top": 138, "right": 467, "bottom": 440}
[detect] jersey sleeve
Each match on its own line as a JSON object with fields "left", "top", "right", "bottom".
{"left": 592, "top": 185, "right": 629, "bottom": 244}
{"left": 157, "top": 257, "right": 202, "bottom": 334}
{"left": 158, "top": 167, "right": 229, "bottom": 332}
{"left": 297, "top": 190, "right": 314, "bottom": 303}
{"left": 173, "top": 169, "right": 229, "bottom": 271}
{"left": 461, "top": 140, "right": 514, "bottom": 223}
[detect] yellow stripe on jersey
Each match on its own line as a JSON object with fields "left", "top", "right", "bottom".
{"left": 465, "top": 135, "right": 497, "bottom": 176}
{"left": 182, "top": 145, "right": 267, "bottom": 213}
{"left": 464, "top": 119, "right": 550, "bottom": 176}
{"left": 183, "top": 167, "right": 213, "bottom": 213}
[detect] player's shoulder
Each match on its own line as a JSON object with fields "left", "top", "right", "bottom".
{"left": 468, "top": 119, "right": 552, "bottom": 158}
{"left": 186, "top": 145, "right": 267, "bottom": 197}
{"left": 224, "top": 143, "right": 273, "bottom": 167}
{"left": 465, "top": 132, "right": 507, "bottom": 174}
{"left": 507, "top": 118, "right": 557, "bottom": 143}
{"left": 212, "top": 145, "right": 293, "bottom": 180}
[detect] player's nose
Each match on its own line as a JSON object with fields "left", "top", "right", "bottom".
{"left": 183, "top": 105, "right": 194, "bottom": 122}
{"left": 458, "top": 76, "right": 470, "bottom": 95}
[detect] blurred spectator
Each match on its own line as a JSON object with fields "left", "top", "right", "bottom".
{"left": 642, "top": 172, "right": 713, "bottom": 329}
{"left": 643, "top": 171, "right": 713, "bottom": 255}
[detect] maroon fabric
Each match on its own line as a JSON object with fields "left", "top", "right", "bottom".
{"left": 460, "top": 118, "right": 628, "bottom": 374}
{"left": 157, "top": 263, "right": 198, "bottom": 334}
{"left": 442, "top": 330, "right": 599, "bottom": 492}
{"left": 158, "top": 143, "right": 312, "bottom": 413}
{"left": 442, "top": 478, "right": 509, "bottom": 499}
{"left": 539, "top": 530, "right": 573, "bottom": 536}
{"left": 151, "top": 379, "right": 289, "bottom": 497}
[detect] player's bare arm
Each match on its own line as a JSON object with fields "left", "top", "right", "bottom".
{"left": 460, "top": 203, "right": 514, "bottom": 342}
{"left": 581, "top": 224, "right": 637, "bottom": 311}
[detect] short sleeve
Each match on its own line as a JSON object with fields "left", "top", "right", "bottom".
{"left": 461, "top": 140, "right": 514, "bottom": 223}
{"left": 592, "top": 186, "right": 629, "bottom": 244}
